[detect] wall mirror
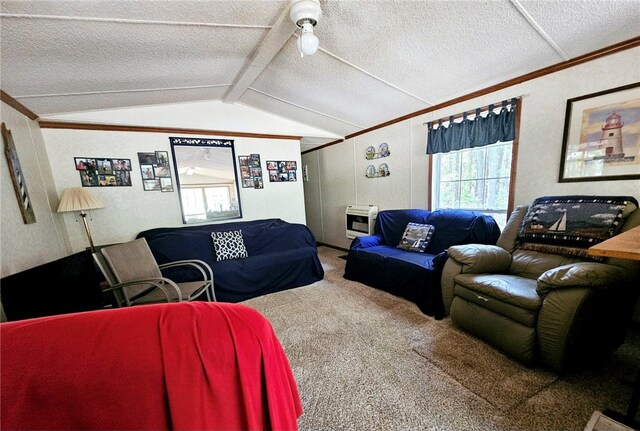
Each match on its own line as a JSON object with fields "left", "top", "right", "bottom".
{"left": 169, "top": 137, "right": 242, "bottom": 224}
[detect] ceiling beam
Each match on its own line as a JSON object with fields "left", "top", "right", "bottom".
{"left": 510, "top": 0, "right": 569, "bottom": 61}
{"left": 223, "top": 3, "right": 297, "bottom": 103}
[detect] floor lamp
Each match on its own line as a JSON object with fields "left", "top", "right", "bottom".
{"left": 57, "top": 187, "right": 104, "bottom": 253}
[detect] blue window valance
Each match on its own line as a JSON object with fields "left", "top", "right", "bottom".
{"left": 426, "top": 98, "right": 518, "bottom": 155}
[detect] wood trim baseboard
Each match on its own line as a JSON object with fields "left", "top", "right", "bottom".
{"left": 37, "top": 120, "right": 302, "bottom": 140}
{"left": 0, "top": 90, "right": 38, "bottom": 121}
{"left": 317, "top": 242, "right": 350, "bottom": 253}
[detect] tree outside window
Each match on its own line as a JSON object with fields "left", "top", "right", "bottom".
{"left": 432, "top": 141, "right": 512, "bottom": 229}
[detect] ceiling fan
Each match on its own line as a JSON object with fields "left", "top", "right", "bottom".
{"left": 289, "top": 0, "right": 322, "bottom": 57}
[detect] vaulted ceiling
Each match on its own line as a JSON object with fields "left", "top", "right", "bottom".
{"left": 1, "top": 0, "right": 639, "bottom": 150}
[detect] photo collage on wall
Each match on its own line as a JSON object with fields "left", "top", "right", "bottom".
{"left": 267, "top": 160, "right": 297, "bottom": 182}
{"left": 138, "top": 151, "right": 174, "bottom": 192}
{"left": 238, "top": 154, "right": 264, "bottom": 189}
{"left": 75, "top": 157, "right": 132, "bottom": 187}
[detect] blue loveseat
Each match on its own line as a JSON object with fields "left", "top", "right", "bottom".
{"left": 137, "top": 218, "right": 324, "bottom": 303}
{"left": 344, "top": 209, "right": 500, "bottom": 318}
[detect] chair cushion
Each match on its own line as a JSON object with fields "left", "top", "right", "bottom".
{"left": 211, "top": 230, "right": 248, "bottom": 261}
{"left": 397, "top": 223, "right": 435, "bottom": 253}
{"left": 509, "top": 249, "right": 582, "bottom": 280}
{"left": 454, "top": 274, "right": 542, "bottom": 326}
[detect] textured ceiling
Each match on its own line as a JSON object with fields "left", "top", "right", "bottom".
{"left": 1, "top": 0, "right": 639, "bottom": 149}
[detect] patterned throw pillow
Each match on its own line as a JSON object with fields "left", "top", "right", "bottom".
{"left": 211, "top": 230, "right": 248, "bottom": 261}
{"left": 397, "top": 223, "right": 436, "bottom": 253}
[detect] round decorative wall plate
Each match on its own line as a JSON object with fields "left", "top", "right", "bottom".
{"left": 378, "top": 142, "right": 389, "bottom": 157}
{"left": 366, "top": 165, "right": 376, "bottom": 178}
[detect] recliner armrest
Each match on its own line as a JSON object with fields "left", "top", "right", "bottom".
{"left": 537, "top": 262, "right": 631, "bottom": 296}
{"left": 447, "top": 244, "right": 512, "bottom": 274}
{"left": 350, "top": 234, "right": 384, "bottom": 250}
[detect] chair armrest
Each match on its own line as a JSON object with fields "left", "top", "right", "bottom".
{"left": 441, "top": 245, "right": 511, "bottom": 315}
{"left": 159, "top": 260, "right": 215, "bottom": 301}
{"left": 106, "top": 278, "right": 182, "bottom": 303}
{"left": 350, "top": 234, "right": 383, "bottom": 250}
{"left": 447, "top": 244, "right": 512, "bottom": 274}
{"left": 537, "top": 262, "right": 632, "bottom": 296}
{"left": 159, "top": 259, "right": 213, "bottom": 282}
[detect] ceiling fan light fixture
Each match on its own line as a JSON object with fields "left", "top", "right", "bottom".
{"left": 290, "top": 0, "right": 322, "bottom": 57}
{"left": 297, "top": 21, "right": 319, "bottom": 56}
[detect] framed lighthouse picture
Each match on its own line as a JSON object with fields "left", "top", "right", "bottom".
{"left": 559, "top": 82, "right": 640, "bottom": 182}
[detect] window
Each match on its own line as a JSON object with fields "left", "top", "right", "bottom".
{"left": 432, "top": 141, "right": 512, "bottom": 229}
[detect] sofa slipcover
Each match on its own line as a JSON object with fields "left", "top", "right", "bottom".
{"left": 344, "top": 209, "right": 501, "bottom": 318}
{"left": 137, "top": 218, "right": 324, "bottom": 302}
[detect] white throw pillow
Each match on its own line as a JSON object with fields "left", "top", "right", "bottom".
{"left": 211, "top": 230, "right": 248, "bottom": 261}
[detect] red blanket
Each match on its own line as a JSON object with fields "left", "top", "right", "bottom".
{"left": 1, "top": 302, "right": 302, "bottom": 430}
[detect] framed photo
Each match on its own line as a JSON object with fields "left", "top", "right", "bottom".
{"left": 155, "top": 151, "right": 170, "bottom": 167}
{"left": 80, "top": 171, "right": 99, "bottom": 187}
{"left": 138, "top": 152, "right": 157, "bottom": 165}
{"left": 240, "top": 166, "right": 251, "bottom": 179}
{"left": 160, "top": 177, "right": 174, "bottom": 192}
{"left": 75, "top": 157, "right": 97, "bottom": 171}
{"left": 140, "top": 164, "right": 155, "bottom": 179}
{"left": 111, "top": 158, "right": 131, "bottom": 171}
{"left": 115, "top": 170, "right": 132, "bottom": 186}
{"left": 238, "top": 156, "right": 250, "bottom": 166}
{"left": 143, "top": 179, "right": 161, "bottom": 191}
{"left": 559, "top": 82, "right": 640, "bottom": 182}
{"left": 2, "top": 123, "right": 36, "bottom": 224}
{"left": 153, "top": 165, "right": 171, "bottom": 178}
{"left": 96, "top": 158, "right": 113, "bottom": 175}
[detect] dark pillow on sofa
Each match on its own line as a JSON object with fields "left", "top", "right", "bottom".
{"left": 396, "top": 223, "right": 435, "bottom": 253}
{"left": 211, "top": 230, "right": 248, "bottom": 261}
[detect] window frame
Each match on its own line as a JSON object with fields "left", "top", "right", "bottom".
{"left": 427, "top": 105, "right": 520, "bottom": 221}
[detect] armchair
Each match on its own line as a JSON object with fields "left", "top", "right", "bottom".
{"left": 94, "top": 238, "right": 215, "bottom": 307}
{"left": 442, "top": 196, "right": 640, "bottom": 372}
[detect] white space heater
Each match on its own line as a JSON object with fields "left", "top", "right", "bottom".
{"left": 345, "top": 205, "right": 379, "bottom": 239}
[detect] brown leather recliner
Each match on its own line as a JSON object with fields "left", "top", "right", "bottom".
{"left": 441, "top": 199, "right": 640, "bottom": 372}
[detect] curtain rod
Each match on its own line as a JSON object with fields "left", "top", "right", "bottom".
{"left": 422, "top": 95, "right": 525, "bottom": 126}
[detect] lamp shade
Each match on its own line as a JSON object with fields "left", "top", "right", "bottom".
{"left": 57, "top": 187, "right": 104, "bottom": 213}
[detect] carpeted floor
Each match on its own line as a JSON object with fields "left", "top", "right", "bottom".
{"left": 242, "top": 246, "right": 639, "bottom": 431}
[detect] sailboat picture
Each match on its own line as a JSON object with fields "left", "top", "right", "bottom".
{"left": 548, "top": 212, "right": 567, "bottom": 231}
{"left": 521, "top": 198, "right": 630, "bottom": 243}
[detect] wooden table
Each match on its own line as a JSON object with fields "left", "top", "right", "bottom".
{"left": 588, "top": 225, "right": 640, "bottom": 261}
{"left": 588, "top": 225, "right": 640, "bottom": 428}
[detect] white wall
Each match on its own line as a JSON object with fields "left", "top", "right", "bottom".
{"left": 42, "top": 128, "right": 306, "bottom": 253}
{"left": 42, "top": 100, "right": 340, "bottom": 141}
{"left": 304, "top": 47, "right": 640, "bottom": 249}
{"left": 0, "top": 102, "right": 70, "bottom": 277}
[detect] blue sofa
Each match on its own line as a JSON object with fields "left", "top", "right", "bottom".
{"left": 137, "top": 218, "right": 324, "bottom": 303}
{"left": 344, "top": 209, "right": 500, "bottom": 318}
